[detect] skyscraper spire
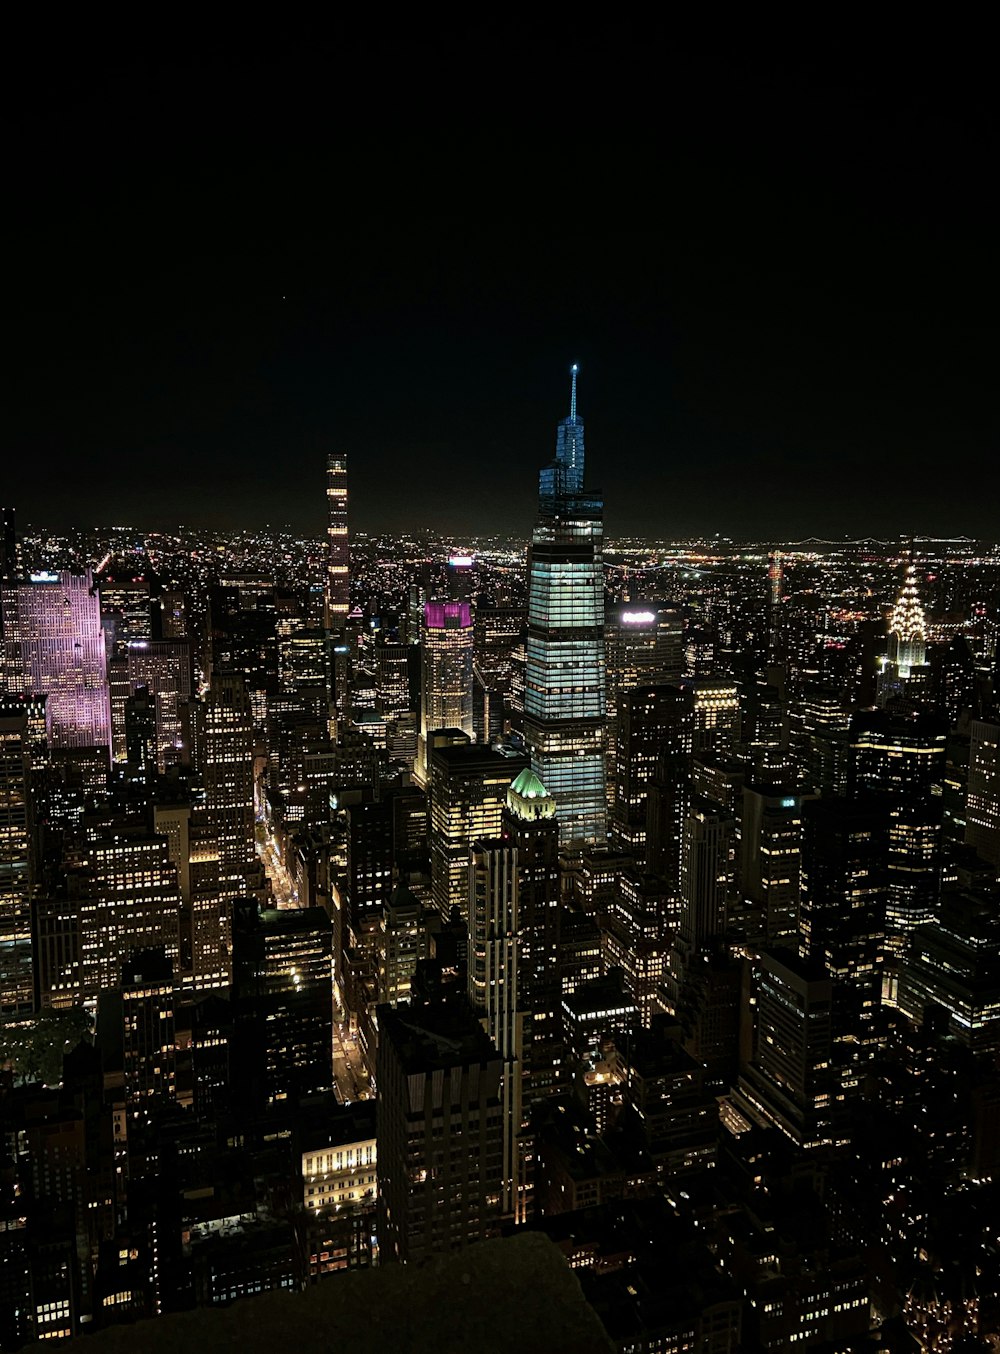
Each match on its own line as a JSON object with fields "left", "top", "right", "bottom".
{"left": 888, "top": 549, "right": 927, "bottom": 671}
{"left": 552, "top": 363, "right": 585, "bottom": 496}
{"left": 877, "top": 545, "right": 931, "bottom": 707}
{"left": 524, "top": 368, "right": 606, "bottom": 848}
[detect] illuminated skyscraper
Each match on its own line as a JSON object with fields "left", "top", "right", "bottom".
{"left": 614, "top": 682, "right": 693, "bottom": 862}
{"left": 728, "top": 948, "right": 836, "bottom": 1151}
{"left": 877, "top": 550, "right": 931, "bottom": 707}
{"left": 125, "top": 639, "right": 193, "bottom": 771}
{"left": 429, "top": 741, "right": 526, "bottom": 921}
{"left": 80, "top": 826, "right": 182, "bottom": 1001}
{"left": 324, "top": 453, "right": 350, "bottom": 631}
{"left": 1, "top": 571, "right": 111, "bottom": 753}
{"left": 604, "top": 603, "right": 683, "bottom": 801}
{"left": 965, "top": 718, "right": 1000, "bottom": 869}
{"left": 121, "top": 948, "right": 176, "bottom": 1110}
{"left": 799, "top": 798, "right": 885, "bottom": 1071}
{"left": 199, "top": 672, "right": 257, "bottom": 899}
{"left": 231, "top": 902, "right": 333, "bottom": 1106}
{"left": 468, "top": 839, "right": 523, "bottom": 1219}
{"left": 152, "top": 799, "right": 230, "bottom": 990}
{"left": 523, "top": 366, "right": 606, "bottom": 848}
{"left": 504, "top": 770, "right": 562, "bottom": 1107}
{"left": 0, "top": 711, "right": 33, "bottom": 1012}
{"left": 848, "top": 708, "right": 946, "bottom": 970}
{"left": 741, "top": 783, "right": 807, "bottom": 946}
{"left": 887, "top": 552, "right": 928, "bottom": 673}
{"left": 416, "top": 601, "right": 474, "bottom": 786}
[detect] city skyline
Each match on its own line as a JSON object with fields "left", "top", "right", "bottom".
{"left": 3, "top": 24, "right": 1000, "bottom": 1352}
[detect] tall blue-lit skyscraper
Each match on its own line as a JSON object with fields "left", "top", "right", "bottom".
{"left": 523, "top": 366, "right": 607, "bottom": 847}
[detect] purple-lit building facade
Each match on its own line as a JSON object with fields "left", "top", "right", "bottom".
{"left": 1, "top": 570, "right": 111, "bottom": 753}
{"left": 416, "top": 600, "right": 474, "bottom": 785}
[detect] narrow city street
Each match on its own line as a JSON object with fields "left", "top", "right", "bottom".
{"left": 254, "top": 819, "right": 300, "bottom": 909}
{"left": 332, "top": 1023, "right": 373, "bottom": 1104}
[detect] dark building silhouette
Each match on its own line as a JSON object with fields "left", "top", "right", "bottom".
{"left": 377, "top": 994, "right": 503, "bottom": 1264}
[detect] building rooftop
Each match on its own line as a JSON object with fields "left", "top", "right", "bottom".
{"left": 299, "top": 1098, "right": 376, "bottom": 1153}
{"left": 510, "top": 766, "right": 549, "bottom": 799}
{"left": 378, "top": 997, "right": 498, "bottom": 1075}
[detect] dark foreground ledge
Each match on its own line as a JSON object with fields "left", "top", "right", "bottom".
{"left": 33, "top": 1234, "right": 615, "bottom": 1354}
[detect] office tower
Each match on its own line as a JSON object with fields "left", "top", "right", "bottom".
{"left": 728, "top": 949, "right": 835, "bottom": 1151}
{"left": 613, "top": 682, "right": 693, "bottom": 860}
{"left": 689, "top": 677, "right": 740, "bottom": 758}
{"left": 199, "top": 671, "right": 256, "bottom": 899}
{"left": 942, "top": 729, "right": 971, "bottom": 848}
{"left": 428, "top": 741, "right": 526, "bottom": 921}
{"left": 739, "top": 673, "right": 793, "bottom": 785}
{"left": 125, "top": 639, "right": 193, "bottom": 770}
{"left": 938, "top": 634, "right": 976, "bottom": 725}
{"left": 897, "top": 888, "right": 1000, "bottom": 1055}
{"left": 560, "top": 905, "right": 602, "bottom": 998}
{"left": 33, "top": 891, "right": 82, "bottom": 1009}
{"left": 602, "top": 870, "right": 676, "bottom": 1028}
{"left": 1, "top": 571, "right": 111, "bottom": 753}
{"left": 343, "top": 794, "right": 423, "bottom": 955}
{"left": 504, "top": 769, "right": 562, "bottom": 1105}
{"left": 157, "top": 589, "right": 189, "bottom": 640}
{"left": 883, "top": 803, "right": 941, "bottom": 964}
{"left": 378, "top": 881, "right": 422, "bottom": 1005}
{"left": 468, "top": 840, "right": 523, "bottom": 1219}
{"left": 848, "top": 709, "right": 945, "bottom": 965}
{"left": 965, "top": 718, "right": 1000, "bottom": 868}
{"left": 848, "top": 708, "right": 947, "bottom": 802}
{"left": 415, "top": 601, "right": 474, "bottom": 786}
{"left": 374, "top": 637, "right": 413, "bottom": 723}
{"left": 523, "top": 366, "right": 607, "bottom": 848}
{"left": 790, "top": 684, "right": 851, "bottom": 796}
{"left": 678, "top": 798, "right": 732, "bottom": 955}
{"left": 124, "top": 685, "right": 156, "bottom": 781}
{"left": 98, "top": 576, "right": 152, "bottom": 676}
{"left": 324, "top": 453, "right": 350, "bottom": 632}
{"left": 107, "top": 656, "right": 131, "bottom": 762}
{"left": 664, "top": 798, "right": 736, "bottom": 1049}
{"left": 121, "top": 948, "right": 176, "bottom": 1109}
{"left": 0, "top": 711, "right": 33, "bottom": 1012}
{"left": 473, "top": 604, "right": 525, "bottom": 726}
{"left": 231, "top": 902, "right": 333, "bottom": 1107}
{"left": 80, "top": 826, "right": 182, "bottom": 1002}
{"left": 376, "top": 995, "right": 503, "bottom": 1263}
{"left": 446, "top": 554, "right": 477, "bottom": 604}
{"left": 799, "top": 799, "right": 886, "bottom": 1073}
{"left": 561, "top": 970, "right": 638, "bottom": 1068}
{"left": 740, "top": 784, "right": 807, "bottom": 946}
{"left": 277, "top": 620, "right": 324, "bottom": 688}
{"left": 604, "top": 603, "right": 683, "bottom": 797}
{"left": 471, "top": 666, "right": 498, "bottom": 747}
{"left": 186, "top": 822, "right": 229, "bottom": 989}
{"left": 615, "top": 1017, "right": 719, "bottom": 1178}
{"left": 152, "top": 799, "right": 229, "bottom": 990}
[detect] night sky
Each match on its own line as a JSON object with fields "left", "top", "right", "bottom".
{"left": 7, "top": 28, "right": 998, "bottom": 540}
